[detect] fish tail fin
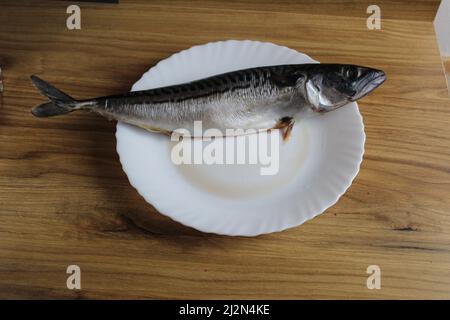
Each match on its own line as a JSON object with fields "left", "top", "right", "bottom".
{"left": 30, "top": 75, "right": 94, "bottom": 117}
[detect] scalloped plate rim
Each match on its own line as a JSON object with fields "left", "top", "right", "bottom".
{"left": 115, "top": 40, "right": 365, "bottom": 236}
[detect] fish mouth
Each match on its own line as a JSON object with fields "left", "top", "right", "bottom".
{"left": 351, "top": 70, "right": 386, "bottom": 101}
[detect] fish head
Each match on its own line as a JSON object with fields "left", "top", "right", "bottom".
{"left": 304, "top": 64, "right": 386, "bottom": 113}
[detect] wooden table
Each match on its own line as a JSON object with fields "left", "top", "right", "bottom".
{"left": 1, "top": 0, "right": 450, "bottom": 299}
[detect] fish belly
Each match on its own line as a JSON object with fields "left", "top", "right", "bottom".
{"left": 97, "top": 84, "right": 303, "bottom": 137}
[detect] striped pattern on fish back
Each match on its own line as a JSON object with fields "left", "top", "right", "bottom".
{"left": 104, "top": 65, "right": 301, "bottom": 107}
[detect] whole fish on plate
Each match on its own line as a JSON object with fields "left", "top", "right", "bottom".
{"left": 31, "top": 64, "right": 386, "bottom": 140}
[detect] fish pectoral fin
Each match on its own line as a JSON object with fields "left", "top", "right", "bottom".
{"left": 274, "top": 117, "right": 295, "bottom": 141}
{"left": 282, "top": 121, "right": 294, "bottom": 141}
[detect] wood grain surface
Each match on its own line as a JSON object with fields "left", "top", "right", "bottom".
{"left": 1, "top": 0, "right": 450, "bottom": 299}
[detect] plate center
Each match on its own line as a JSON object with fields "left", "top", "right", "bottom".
{"left": 170, "top": 122, "right": 317, "bottom": 199}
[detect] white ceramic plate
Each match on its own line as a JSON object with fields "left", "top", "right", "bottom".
{"left": 116, "top": 40, "right": 365, "bottom": 236}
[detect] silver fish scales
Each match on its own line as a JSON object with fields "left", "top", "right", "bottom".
{"left": 31, "top": 64, "right": 386, "bottom": 140}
